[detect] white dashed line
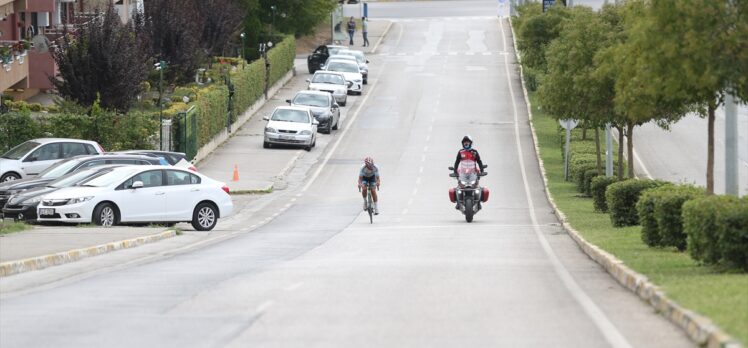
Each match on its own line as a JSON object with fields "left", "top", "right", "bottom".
{"left": 256, "top": 301, "right": 274, "bottom": 313}
{"left": 466, "top": 52, "right": 475, "bottom": 56}
{"left": 402, "top": 208, "right": 409, "bottom": 215}
{"left": 448, "top": 52, "right": 458, "bottom": 56}
{"left": 482, "top": 52, "right": 492, "bottom": 56}
{"left": 415, "top": 177, "right": 422, "bottom": 185}
{"left": 419, "top": 166, "right": 424, "bottom": 174}
{"left": 284, "top": 282, "right": 304, "bottom": 292}
{"left": 423, "top": 146, "right": 429, "bottom": 152}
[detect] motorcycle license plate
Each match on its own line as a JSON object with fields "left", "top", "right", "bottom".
{"left": 39, "top": 208, "right": 55, "bottom": 216}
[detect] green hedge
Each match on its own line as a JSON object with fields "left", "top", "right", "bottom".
{"left": 606, "top": 179, "right": 669, "bottom": 227}
{"left": 718, "top": 199, "right": 748, "bottom": 271}
{"left": 233, "top": 59, "right": 267, "bottom": 116}
{"left": 267, "top": 35, "right": 296, "bottom": 87}
{"left": 0, "top": 111, "right": 43, "bottom": 153}
{"left": 637, "top": 186, "right": 664, "bottom": 247}
{"left": 591, "top": 176, "right": 617, "bottom": 212}
{"left": 582, "top": 169, "right": 600, "bottom": 196}
{"left": 684, "top": 196, "right": 748, "bottom": 271}
{"left": 655, "top": 185, "right": 704, "bottom": 251}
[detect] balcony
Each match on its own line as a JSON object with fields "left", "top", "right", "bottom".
{"left": 0, "top": 44, "right": 29, "bottom": 92}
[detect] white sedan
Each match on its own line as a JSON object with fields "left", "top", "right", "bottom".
{"left": 37, "top": 166, "right": 233, "bottom": 231}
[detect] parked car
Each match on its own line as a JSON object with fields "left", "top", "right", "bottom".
{"left": 337, "top": 49, "right": 369, "bottom": 84}
{"left": 37, "top": 166, "right": 233, "bottom": 231}
{"left": 0, "top": 154, "right": 165, "bottom": 210}
{"left": 322, "top": 54, "right": 358, "bottom": 70}
{"left": 307, "top": 45, "right": 347, "bottom": 74}
{"left": 324, "top": 59, "right": 363, "bottom": 95}
{"left": 307, "top": 71, "right": 349, "bottom": 106}
{"left": 286, "top": 91, "right": 340, "bottom": 134}
{"left": 117, "top": 150, "right": 196, "bottom": 171}
{"left": 2, "top": 165, "right": 122, "bottom": 222}
{"left": 0, "top": 138, "right": 104, "bottom": 182}
{"left": 263, "top": 106, "right": 319, "bottom": 151}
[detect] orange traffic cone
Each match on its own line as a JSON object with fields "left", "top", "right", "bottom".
{"left": 232, "top": 165, "right": 239, "bottom": 182}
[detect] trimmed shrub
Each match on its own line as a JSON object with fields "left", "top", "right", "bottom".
{"left": 591, "top": 176, "right": 617, "bottom": 212}
{"left": 637, "top": 186, "right": 664, "bottom": 247}
{"left": 606, "top": 179, "right": 669, "bottom": 227}
{"left": 684, "top": 195, "right": 740, "bottom": 265}
{"left": 0, "top": 111, "right": 43, "bottom": 153}
{"left": 267, "top": 35, "right": 296, "bottom": 87}
{"left": 654, "top": 185, "right": 704, "bottom": 251}
{"left": 582, "top": 169, "right": 600, "bottom": 196}
{"left": 717, "top": 199, "right": 748, "bottom": 271}
{"left": 523, "top": 66, "right": 540, "bottom": 92}
{"left": 569, "top": 153, "right": 596, "bottom": 184}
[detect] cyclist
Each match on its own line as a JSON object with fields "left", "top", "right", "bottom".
{"left": 358, "top": 156, "right": 380, "bottom": 215}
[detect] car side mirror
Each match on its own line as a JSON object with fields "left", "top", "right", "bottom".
{"left": 320, "top": 63, "right": 325, "bottom": 68}
{"left": 449, "top": 173, "right": 456, "bottom": 178}
{"left": 285, "top": 99, "right": 292, "bottom": 104}
{"left": 312, "top": 119, "right": 319, "bottom": 125}
{"left": 263, "top": 116, "right": 270, "bottom": 121}
{"left": 131, "top": 181, "right": 144, "bottom": 189}
{"left": 332, "top": 103, "right": 339, "bottom": 108}
{"left": 366, "top": 60, "right": 370, "bottom": 63}
{"left": 306, "top": 79, "right": 311, "bottom": 82}
{"left": 448, "top": 166, "right": 455, "bottom": 171}
{"left": 24, "top": 156, "right": 37, "bottom": 162}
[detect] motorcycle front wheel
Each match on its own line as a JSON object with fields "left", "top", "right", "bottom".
{"left": 464, "top": 197, "right": 474, "bottom": 223}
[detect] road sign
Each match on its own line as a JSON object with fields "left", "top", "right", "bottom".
{"left": 559, "top": 119, "right": 578, "bottom": 130}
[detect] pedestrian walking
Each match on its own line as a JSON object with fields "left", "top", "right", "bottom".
{"left": 347, "top": 16, "right": 356, "bottom": 45}
{"left": 362, "top": 17, "right": 370, "bottom": 47}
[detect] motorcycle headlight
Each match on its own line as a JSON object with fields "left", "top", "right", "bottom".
{"left": 67, "top": 196, "right": 94, "bottom": 205}
{"left": 299, "top": 130, "right": 313, "bottom": 135}
{"left": 265, "top": 127, "right": 277, "bottom": 133}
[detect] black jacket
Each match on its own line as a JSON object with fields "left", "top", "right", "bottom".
{"left": 454, "top": 148, "right": 484, "bottom": 174}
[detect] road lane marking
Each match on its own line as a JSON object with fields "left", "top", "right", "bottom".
{"left": 419, "top": 166, "right": 424, "bottom": 174}
{"left": 256, "top": 300, "right": 274, "bottom": 313}
{"left": 407, "top": 198, "right": 414, "bottom": 206}
{"left": 346, "top": 223, "right": 559, "bottom": 231}
{"left": 284, "top": 282, "right": 304, "bottom": 292}
{"left": 421, "top": 154, "right": 426, "bottom": 162}
{"left": 402, "top": 208, "right": 409, "bottom": 215}
{"left": 423, "top": 146, "right": 429, "bottom": 152}
{"left": 415, "top": 177, "right": 422, "bottom": 185}
{"left": 426, "top": 135, "right": 431, "bottom": 142}
{"left": 500, "top": 18, "right": 633, "bottom": 348}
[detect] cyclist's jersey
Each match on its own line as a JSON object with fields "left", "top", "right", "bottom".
{"left": 359, "top": 164, "right": 380, "bottom": 180}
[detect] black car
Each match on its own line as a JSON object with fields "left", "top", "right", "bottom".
{"left": 0, "top": 154, "right": 165, "bottom": 211}
{"left": 307, "top": 45, "right": 347, "bottom": 74}
{"left": 2, "top": 166, "right": 120, "bottom": 222}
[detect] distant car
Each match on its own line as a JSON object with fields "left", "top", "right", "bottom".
{"left": 263, "top": 106, "right": 319, "bottom": 151}
{"left": 307, "top": 44, "right": 347, "bottom": 74}
{"left": 322, "top": 54, "right": 358, "bottom": 70}
{"left": 117, "top": 150, "right": 196, "bottom": 171}
{"left": 286, "top": 91, "right": 341, "bottom": 134}
{"left": 37, "top": 166, "right": 233, "bottom": 231}
{"left": 324, "top": 59, "right": 363, "bottom": 95}
{"left": 0, "top": 154, "right": 164, "bottom": 211}
{"left": 337, "top": 49, "right": 369, "bottom": 84}
{"left": 0, "top": 138, "right": 104, "bottom": 182}
{"left": 307, "top": 71, "right": 349, "bottom": 106}
{"left": 2, "top": 165, "right": 121, "bottom": 222}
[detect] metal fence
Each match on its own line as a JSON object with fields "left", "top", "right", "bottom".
{"left": 174, "top": 105, "right": 198, "bottom": 161}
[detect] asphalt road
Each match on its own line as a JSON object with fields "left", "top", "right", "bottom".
{"left": 0, "top": 2, "right": 694, "bottom": 347}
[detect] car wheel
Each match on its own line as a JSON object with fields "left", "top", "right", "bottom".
{"left": 263, "top": 141, "right": 270, "bottom": 149}
{"left": 363, "top": 79, "right": 368, "bottom": 85}
{"left": 93, "top": 203, "right": 118, "bottom": 227}
{"left": 0, "top": 172, "right": 20, "bottom": 182}
{"left": 325, "top": 123, "right": 333, "bottom": 134}
{"left": 192, "top": 203, "right": 218, "bottom": 231}
{"left": 340, "top": 100, "right": 346, "bottom": 107}
{"left": 333, "top": 118, "right": 339, "bottom": 130}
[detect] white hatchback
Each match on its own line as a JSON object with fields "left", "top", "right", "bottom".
{"left": 0, "top": 138, "right": 104, "bottom": 182}
{"left": 37, "top": 166, "right": 233, "bottom": 231}
{"left": 263, "top": 106, "right": 319, "bottom": 151}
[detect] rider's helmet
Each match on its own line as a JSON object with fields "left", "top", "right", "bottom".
{"left": 461, "top": 135, "right": 473, "bottom": 150}
{"left": 364, "top": 156, "right": 374, "bottom": 169}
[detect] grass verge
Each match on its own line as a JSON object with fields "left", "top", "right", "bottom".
{"left": 0, "top": 221, "right": 30, "bottom": 235}
{"left": 528, "top": 91, "right": 748, "bottom": 344}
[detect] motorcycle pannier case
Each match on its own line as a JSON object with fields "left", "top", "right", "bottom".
{"left": 481, "top": 187, "right": 490, "bottom": 202}
{"left": 449, "top": 188, "right": 457, "bottom": 203}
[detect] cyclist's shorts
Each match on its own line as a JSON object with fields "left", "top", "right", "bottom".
{"left": 361, "top": 176, "right": 377, "bottom": 187}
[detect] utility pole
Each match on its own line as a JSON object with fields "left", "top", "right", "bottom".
{"left": 155, "top": 60, "right": 166, "bottom": 151}
{"left": 605, "top": 123, "right": 613, "bottom": 177}
{"left": 725, "top": 93, "right": 738, "bottom": 196}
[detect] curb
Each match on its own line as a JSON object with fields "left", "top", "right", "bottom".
{"left": 507, "top": 18, "right": 742, "bottom": 348}
{"left": 371, "top": 20, "right": 393, "bottom": 54}
{"left": 0, "top": 229, "right": 177, "bottom": 277}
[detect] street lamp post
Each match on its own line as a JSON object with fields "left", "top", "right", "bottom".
{"left": 240, "top": 32, "right": 246, "bottom": 69}
{"left": 155, "top": 60, "right": 166, "bottom": 150}
{"left": 270, "top": 5, "right": 277, "bottom": 39}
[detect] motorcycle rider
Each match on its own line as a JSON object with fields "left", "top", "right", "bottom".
{"left": 358, "top": 156, "right": 381, "bottom": 215}
{"left": 453, "top": 135, "right": 484, "bottom": 209}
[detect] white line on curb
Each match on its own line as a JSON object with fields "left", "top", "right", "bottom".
{"left": 499, "top": 18, "right": 633, "bottom": 348}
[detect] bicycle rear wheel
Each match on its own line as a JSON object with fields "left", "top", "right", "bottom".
{"left": 367, "top": 189, "right": 374, "bottom": 224}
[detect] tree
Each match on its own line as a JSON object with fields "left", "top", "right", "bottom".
{"left": 51, "top": 4, "right": 148, "bottom": 112}
{"left": 194, "top": 0, "right": 245, "bottom": 57}
{"left": 621, "top": 0, "right": 745, "bottom": 194}
{"left": 515, "top": 5, "right": 570, "bottom": 74}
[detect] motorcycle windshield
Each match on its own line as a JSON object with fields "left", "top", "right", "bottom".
{"left": 457, "top": 160, "right": 478, "bottom": 182}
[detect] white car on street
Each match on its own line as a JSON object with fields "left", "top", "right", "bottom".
{"left": 323, "top": 59, "right": 363, "bottom": 95}
{"left": 337, "top": 49, "right": 369, "bottom": 84}
{"left": 36, "top": 166, "right": 233, "bottom": 231}
{"left": 0, "top": 138, "right": 104, "bottom": 182}
{"left": 307, "top": 71, "right": 349, "bottom": 106}
{"left": 263, "top": 106, "right": 319, "bottom": 151}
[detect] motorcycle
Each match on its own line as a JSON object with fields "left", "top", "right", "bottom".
{"left": 448, "top": 160, "right": 489, "bottom": 223}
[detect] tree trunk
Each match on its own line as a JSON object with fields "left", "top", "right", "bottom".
{"left": 594, "top": 127, "right": 602, "bottom": 175}
{"left": 706, "top": 101, "right": 715, "bottom": 195}
{"left": 582, "top": 122, "right": 587, "bottom": 140}
{"left": 617, "top": 125, "right": 625, "bottom": 180}
{"left": 627, "top": 122, "right": 635, "bottom": 179}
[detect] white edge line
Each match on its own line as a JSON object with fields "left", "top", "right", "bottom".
{"left": 500, "top": 18, "right": 632, "bottom": 348}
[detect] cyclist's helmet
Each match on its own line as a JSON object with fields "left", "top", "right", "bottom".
{"left": 462, "top": 135, "right": 473, "bottom": 150}
{"left": 364, "top": 156, "right": 374, "bottom": 168}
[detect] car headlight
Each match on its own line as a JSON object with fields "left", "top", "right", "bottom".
{"left": 346, "top": 81, "right": 353, "bottom": 87}
{"left": 265, "top": 127, "right": 277, "bottom": 133}
{"left": 354, "top": 79, "right": 362, "bottom": 83}
{"left": 299, "top": 130, "right": 312, "bottom": 135}
{"left": 25, "top": 196, "right": 43, "bottom": 204}
{"left": 67, "top": 196, "right": 94, "bottom": 205}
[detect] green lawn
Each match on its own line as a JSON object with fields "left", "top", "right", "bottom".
{"left": 529, "top": 92, "right": 748, "bottom": 344}
{"left": 0, "top": 221, "right": 30, "bottom": 235}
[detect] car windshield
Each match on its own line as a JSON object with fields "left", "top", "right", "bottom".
{"left": 49, "top": 169, "right": 111, "bottom": 188}
{"left": 339, "top": 51, "right": 365, "bottom": 63}
{"left": 328, "top": 47, "right": 343, "bottom": 55}
{"left": 293, "top": 94, "right": 328, "bottom": 107}
{"left": 38, "top": 159, "right": 82, "bottom": 178}
{"left": 78, "top": 168, "right": 138, "bottom": 187}
{"left": 327, "top": 62, "right": 359, "bottom": 73}
{"left": 458, "top": 160, "right": 479, "bottom": 182}
{"left": 271, "top": 109, "right": 310, "bottom": 123}
{"left": 1, "top": 141, "right": 39, "bottom": 160}
{"left": 312, "top": 73, "right": 345, "bottom": 85}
